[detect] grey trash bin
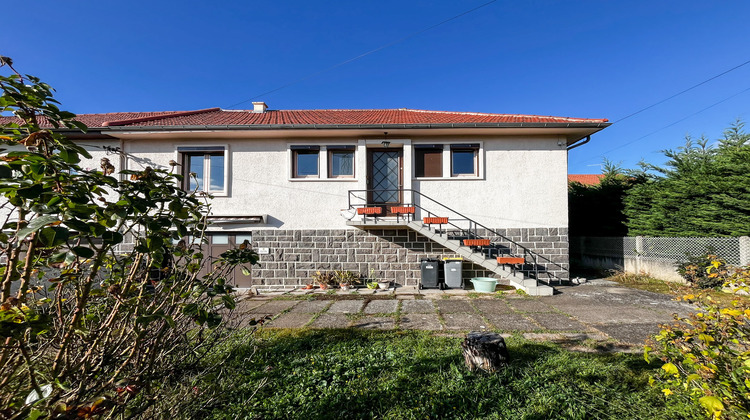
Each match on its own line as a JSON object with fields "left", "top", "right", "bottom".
{"left": 420, "top": 258, "right": 443, "bottom": 289}
{"left": 443, "top": 257, "right": 464, "bottom": 289}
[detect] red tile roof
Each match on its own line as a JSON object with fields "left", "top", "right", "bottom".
{"left": 1, "top": 107, "right": 609, "bottom": 128}
{"left": 568, "top": 174, "right": 605, "bottom": 186}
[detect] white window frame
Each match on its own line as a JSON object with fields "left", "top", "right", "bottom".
{"left": 450, "top": 144, "right": 480, "bottom": 177}
{"left": 176, "top": 144, "right": 230, "bottom": 196}
{"left": 411, "top": 141, "right": 484, "bottom": 180}
{"left": 288, "top": 144, "right": 358, "bottom": 182}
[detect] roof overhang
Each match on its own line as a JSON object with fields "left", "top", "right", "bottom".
{"left": 59, "top": 122, "right": 610, "bottom": 146}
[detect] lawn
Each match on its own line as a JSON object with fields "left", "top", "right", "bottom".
{"left": 181, "top": 329, "right": 702, "bottom": 419}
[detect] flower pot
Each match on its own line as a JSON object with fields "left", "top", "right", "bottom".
{"left": 319, "top": 283, "right": 329, "bottom": 290}
{"left": 302, "top": 284, "right": 314, "bottom": 290}
{"left": 366, "top": 282, "right": 378, "bottom": 289}
{"left": 470, "top": 277, "right": 497, "bottom": 293}
{"left": 340, "top": 283, "right": 350, "bottom": 291}
{"left": 378, "top": 281, "right": 390, "bottom": 290}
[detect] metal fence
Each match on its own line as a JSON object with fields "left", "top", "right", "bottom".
{"left": 572, "top": 236, "right": 750, "bottom": 266}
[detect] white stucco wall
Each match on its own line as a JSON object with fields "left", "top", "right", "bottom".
{"left": 118, "top": 133, "right": 569, "bottom": 231}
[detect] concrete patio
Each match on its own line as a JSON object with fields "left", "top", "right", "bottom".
{"left": 232, "top": 279, "right": 696, "bottom": 351}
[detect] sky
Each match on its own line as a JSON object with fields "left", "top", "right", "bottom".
{"left": 2, "top": 0, "right": 749, "bottom": 174}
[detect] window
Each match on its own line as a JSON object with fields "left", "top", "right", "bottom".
{"left": 328, "top": 146, "right": 355, "bottom": 178}
{"left": 179, "top": 146, "right": 227, "bottom": 193}
{"left": 451, "top": 144, "right": 479, "bottom": 176}
{"left": 414, "top": 145, "right": 443, "bottom": 177}
{"left": 292, "top": 146, "right": 319, "bottom": 178}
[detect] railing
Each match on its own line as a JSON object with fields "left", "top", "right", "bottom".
{"left": 347, "top": 189, "right": 546, "bottom": 280}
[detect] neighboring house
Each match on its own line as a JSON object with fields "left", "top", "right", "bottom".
{"left": 3, "top": 104, "right": 609, "bottom": 295}
{"left": 568, "top": 174, "right": 605, "bottom": 186}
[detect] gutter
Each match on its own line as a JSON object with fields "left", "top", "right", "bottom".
{"left": 56, "top": 122, "right": 611, "bottom": 133}
{"left": 566, "top": 135, "right": 591, "bottom": 151}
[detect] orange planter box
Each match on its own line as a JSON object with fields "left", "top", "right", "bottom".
{"left": 463, "top": 239, "right": 490, "bottom": 246}
{"left": 423, "top": 217, "right": 448, "bottom": 224}
{"left": 497, "top": 257, "right": 525, "bottom": 265}
{"left": 390, "top": 206, "right": 415, "bottom": 214}
{"left": 357, "top": 207, "right": 383, "bottom": 215}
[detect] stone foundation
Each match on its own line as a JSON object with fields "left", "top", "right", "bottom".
{"left": 250, "top": 227, "right": 568, "bottom": 287}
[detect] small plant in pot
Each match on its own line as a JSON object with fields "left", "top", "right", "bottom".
{"left": 334, "top": 270, "right": 359, "bottom": 291}
{"left": 365, "top": 268, "right": 383, "bottom": 289}
{"left": 312, "top": 271, "right": 336, "bottom": 290}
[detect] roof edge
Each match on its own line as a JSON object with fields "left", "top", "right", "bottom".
{"left": 101, "top": 107, "right": 221, "bottom": 127}
{"left": 89, "top": 121, "right": 612, "bottom": 131}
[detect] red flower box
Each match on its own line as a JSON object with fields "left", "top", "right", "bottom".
{"left": 497, "top": 257, "right": 525, "bottom": 265}
{"left": 423, "top": 217, "right": 448, "bottom": 224}
{"left": 357, "top": 207, "right": 383, "bottom": 215}
{"left": 463, "top": 239, "right": 490, "bottom": 246}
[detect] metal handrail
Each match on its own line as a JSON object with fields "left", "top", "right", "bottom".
{"left": 347, "top": 189, "right": 549, "bottom": 279}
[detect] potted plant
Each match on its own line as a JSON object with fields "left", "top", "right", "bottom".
{"left": 312, "top": 271, "right": 335, "bottom": 290}
{"left": 334, "top": 270, "right": 359, "bottom": 291}
{"left": 365, "top": 268, "right": 381, "bottom": 289}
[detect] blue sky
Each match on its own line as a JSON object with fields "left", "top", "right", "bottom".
{"left": 2, "top": 0, "right": 748, "bottom": 173}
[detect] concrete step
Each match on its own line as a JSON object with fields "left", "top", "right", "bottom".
{"left": 405, "top": 221, "right": 547, "bottom": 294}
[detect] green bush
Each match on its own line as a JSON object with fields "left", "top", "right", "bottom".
{"left": 0, "top": 59, "right": 259, "bottom": 418}
{"left": 676, "top": 252, "right": 729, "bottom": 289}
{"left": 645, "top": 275, "right": 750, "bottom": 419}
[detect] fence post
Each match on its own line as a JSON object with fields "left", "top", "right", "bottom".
{"left": 635, "top": 236, "right": 644, "bottom": 274}
{"left": 740, "top": 236, "right": 750, "bottom": 266}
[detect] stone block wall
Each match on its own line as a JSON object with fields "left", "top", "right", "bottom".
{"left": 250, "top": 227, "right": 568, "bottom": 288}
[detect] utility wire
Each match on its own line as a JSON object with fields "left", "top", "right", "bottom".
{"left": 611, "top": 58, "right": 750, "bottom": 124}
{"left": 573, "top": 85, "right": 750, "bottom": 164}
{"left": 224, "top": 0, "right": 498, "bottom": 109}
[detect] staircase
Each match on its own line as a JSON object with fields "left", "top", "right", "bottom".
{"left": 346, "top": 189, "right": 556, "bottom": 296}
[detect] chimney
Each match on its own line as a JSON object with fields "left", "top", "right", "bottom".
{"left": 252, "top": 102, "right": 268, "bottom": 113}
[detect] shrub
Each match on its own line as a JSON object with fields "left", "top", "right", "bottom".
{"left": 645, "top": 271, "right": 750, "bottom": 419}
{"left": 0, "top": 59, "right": 259, "bottom": 418}
{"left": 676, "top": 252, "right": 729, "bottom": 289}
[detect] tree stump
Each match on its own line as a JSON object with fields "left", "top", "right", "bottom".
{"left": 461, "top": 332, "right": 509, "bottom": 373}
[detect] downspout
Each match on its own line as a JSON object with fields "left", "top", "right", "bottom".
{"left": 566, "top": 135, "right": 590, "bottom": 151}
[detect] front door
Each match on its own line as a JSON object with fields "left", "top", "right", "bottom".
{"left": 367, "top": 148, "right": 402, "bottom": 207}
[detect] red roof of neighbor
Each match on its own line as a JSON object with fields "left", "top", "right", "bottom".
{"left": 0, "top": 107, "right": 609, "bottom": 128}
{"left": 568, "top": 174, "right": 605, "bottom": 185}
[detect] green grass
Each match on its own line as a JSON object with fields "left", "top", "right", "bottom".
{"left": 185, "top": 329, "right": 701, "bottom": 419}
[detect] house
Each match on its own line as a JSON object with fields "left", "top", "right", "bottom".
{"left": 16, "top": 104, "right": 610, "bottom": 295}
{"left": 568, "top": 174, "right": 605, "bottom": 186}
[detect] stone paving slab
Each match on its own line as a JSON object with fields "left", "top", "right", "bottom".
{"left": 527, "top": 313, "right": 589, "bottom": 332}
{"left": 266, "top": 313, "right": 314, "bottom": 328}
{"left": 442, "top": 313, "right": 490, "bottom": 331}
{"left": 401, "top": 300, "right": 435, "bottom": 314}
{"left": 288, "top": 300, "right": 330, "bottom": 313}
{"left": 364, "top": 300, "right": 399, "bottom": 314}
{"left": 400, "top": 314, "right": 443, "bottom": 330}
{"left": 418, "top": 289, "right": 445, "bottom": 298}
{"left": 550, "top": 304, "right": 669, "bottom": 324}
{"left": 352, "top": 316, "right": 396, "bottom": 330}
{"left": 472, "top": 299, "right": 513, "bottom": 314}
{"left": 593, "top": 322, "right": 664, "bottom": 345}
{"left": 309, "top": 313, "right": 351, "bottom": 329}
{"left": 507, "top": 299, "right": 555, "bottom": 313}
{"left": 247, "top": 300, "right": 299, "bottom": 314}
{"left": 234, "top": 300, "right": 266, "bottom": 313}
{"left": 484, "top": 313, "right": 538, "bottom": 332}
{"left": 436, "top": 300, "right": 475, "bottom": 313}
{"left": 327, "top": 300, "right": 364, "bottom": 313}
